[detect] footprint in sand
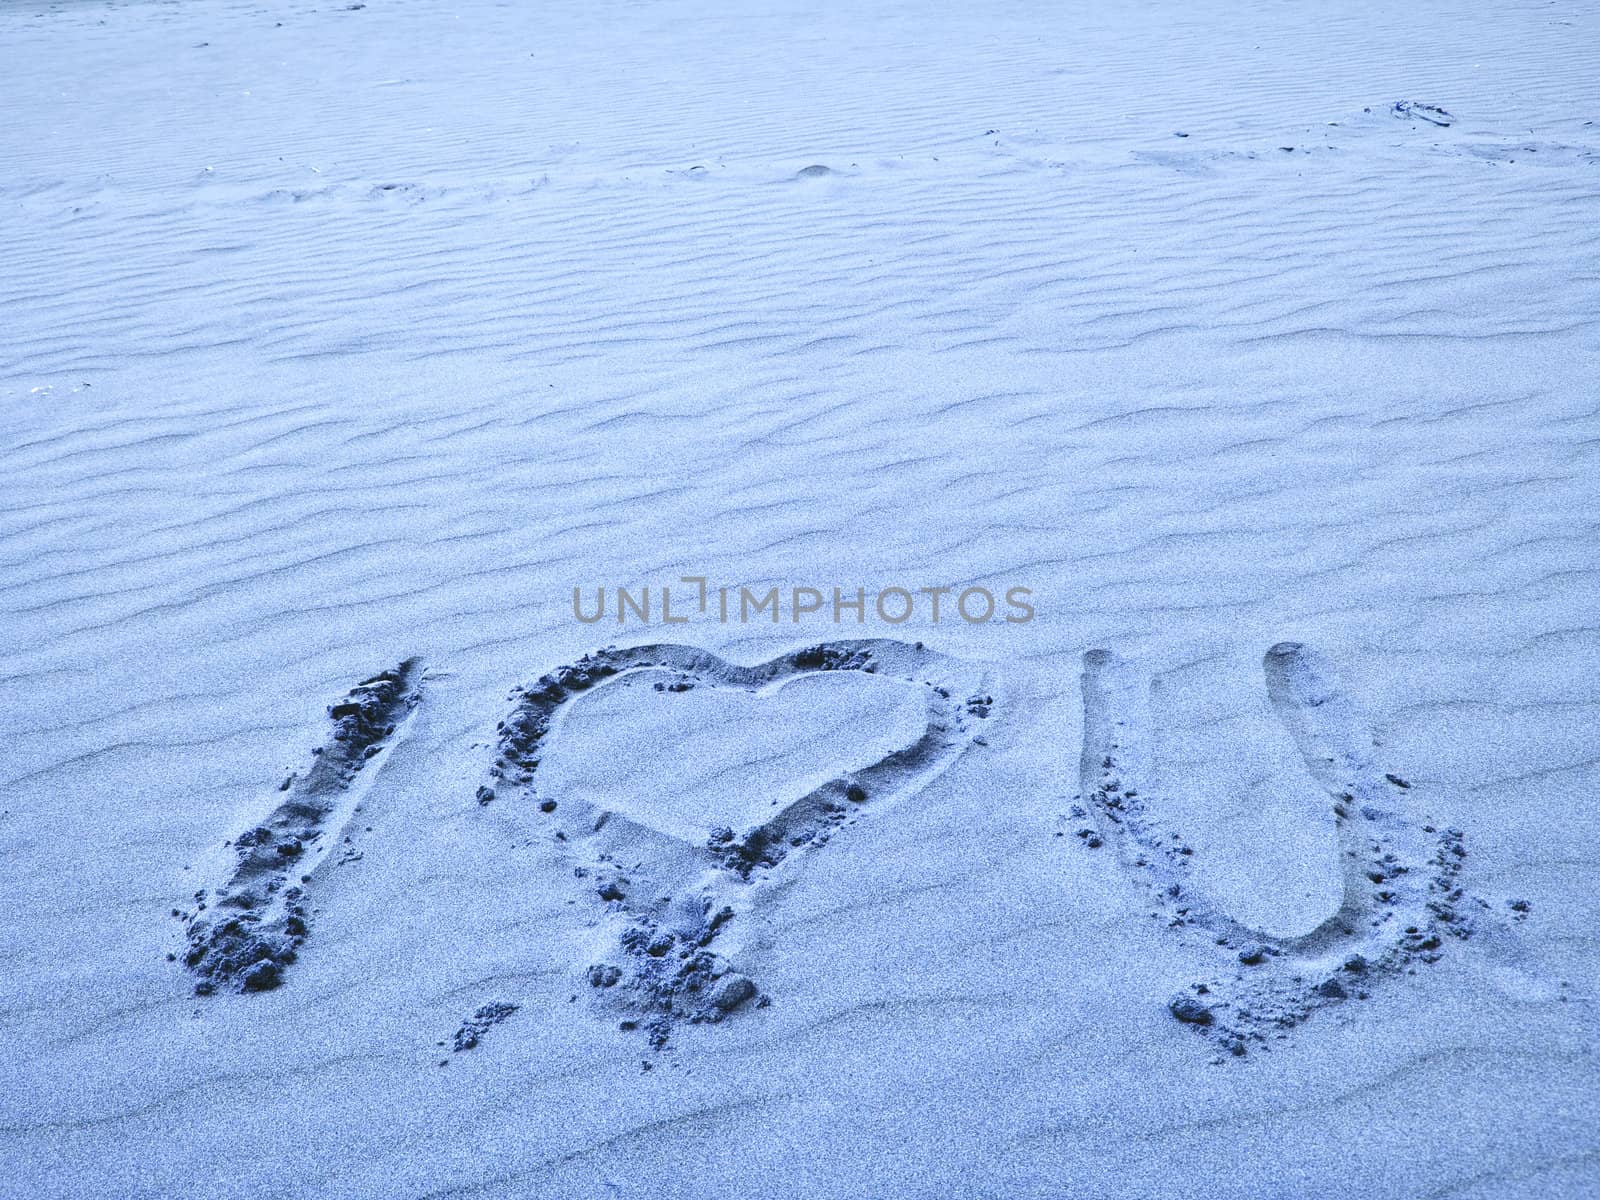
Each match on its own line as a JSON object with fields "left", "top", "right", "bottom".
{"left": 480, "top": 639, "right": 991, "bottom": 1049}
{"left": 176, "top": 660, "right": 423, "bottom": 994}
{"left": 1072, "top": 642, "right": 1530, "bottom": 1057}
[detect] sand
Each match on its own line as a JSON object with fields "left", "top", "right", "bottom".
{"left": 1, "top": 0, "right": 1598, "bottom": 1196}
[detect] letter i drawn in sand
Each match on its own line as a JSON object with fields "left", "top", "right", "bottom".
{"left": 176, "top": 660, "right": 424, "bottom": 994}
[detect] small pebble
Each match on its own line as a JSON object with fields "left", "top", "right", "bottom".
{"left": 709, "top": 974, "right": 757, "bottom": 1012}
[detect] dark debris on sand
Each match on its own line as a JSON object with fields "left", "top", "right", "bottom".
{"left": 450, "top": 1001, "right": 519, "bottom": 1052}
{"left": 586, "top": 896, "right": 759, "bottom": 1049}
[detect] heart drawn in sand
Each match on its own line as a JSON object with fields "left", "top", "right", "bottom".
{"left": 538, "top": 667, "right": 935, "bottom": 844}
{"left": 487, "top": 641, "right": 988, "bottom": 864}
{"left": 479, "top": 640, "right": 988, "bottom": 1047}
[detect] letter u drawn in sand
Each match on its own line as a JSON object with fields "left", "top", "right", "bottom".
{"left": 1074, "top": 642, "right": 1536, "bottom": 1056}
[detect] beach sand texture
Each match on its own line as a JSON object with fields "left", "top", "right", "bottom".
{"left": 1, "top": 0, "right": 1598, "bottom": 1196}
